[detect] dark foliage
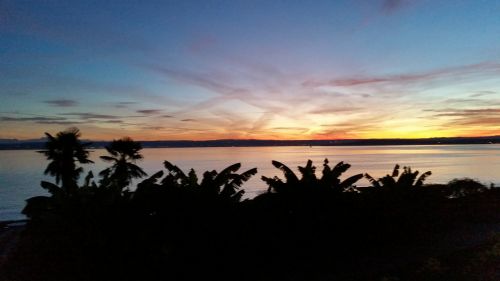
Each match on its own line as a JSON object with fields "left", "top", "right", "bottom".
{"left": 365, "top": 164, "right": 432, "bottom": 190}
{"left": 23, "top": 129, "right": 94, "bottom": 221}
{"left": 262, "top": 159, "right": 363, "bottom": 194}
{"left": 37, "top": 127, "right": 93, "bottom": 191}
{"left": 447, "top": 178, "right": 488, "bottom": 198}
{"left": 99, "top": 137, "right": 147, "bottom": 193}
{"left": 4, "top": 129, "right": 500, "bottom": 281}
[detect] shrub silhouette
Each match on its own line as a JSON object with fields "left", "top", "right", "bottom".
{"left": 447, "top": 178, "right": 487, "bottom": 198}
{"left": 365, "top": 164, "right": 432, "bottom": 190}
{"left": 137, "top": 161, "right": 257, "bottom": 203}
{"left": 262, "top": 159, "right": 363, "bottom": 193}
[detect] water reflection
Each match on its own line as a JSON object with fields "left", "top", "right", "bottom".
{"left": 1, "top": 144, "right": 499, "bottom": 220}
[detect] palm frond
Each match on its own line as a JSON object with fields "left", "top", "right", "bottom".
{"left": 164, "top": 161, "right": 187, "bottom": 179}
{"left": 391, "top": 164, "right": 400, "bottom": 177}
{"left": 339, "top": 173, "right": 364, "bottom": 190}
{"left": 271, "top": 160, "right": 299, "bottom": 183}
{"left": 180, "top": 168, "right": 198, "bottom": 187}
{"left": 216, "top": 163, "right": 242, "bottom": 179}
{"left": 100, "top": 155, "right": 117, "bottom": 162}
{"left": 262, "top": 175, "right": 284, "bottom": 193}
{"left": 364, "top": 173, "right": 380, "bottom": 188}
{"left": 40, "top": 181, "right": 62, "bottom": 196}
{"left": 321, "top": 158, "right": 331, "bottom": 177}
{"left": 330, "top": 161, "right": 351, "bottom": 179}
{"left": 415, "top": 171, "right": 432, "bottom": 187}
{"left": 298, "top": 160, "right": 316, "bottom": 181}
{"left": 225, "top": 167, "right": 258, "bottom": 192}
{"left": 99, "top": 167, "right": 111, "bottom": 177}
{"left": 380, "top": 175, "right": 397, "bottom": 188}
{"left": 126, "top": 163, "right": 147, "bottom": 177}
{"left": 138, "top": 170, "right": 164, "bottom": 188}
{"left": 83, "top": 171, "right": 94, "bottom": 187}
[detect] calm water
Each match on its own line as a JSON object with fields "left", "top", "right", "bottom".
{"left": 1, "top": 144, "right": 500, "bottom": 221}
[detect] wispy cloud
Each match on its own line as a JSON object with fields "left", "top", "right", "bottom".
{"left": 100, "top": 120, "right": 124, "bottom": 124}
{"left": 303, "top": 61, "right": 500, "bottom": 90}
{"left": 136, "top": 109, "right": 162, "bottom": 114}
{"left": 313, "top": 124, "right": 370, "bottom": 139}
{"left": 146, "top": 59, "right": 500, "bottom": 139}
{"left": 426, "top": 107, "right": 500, "bottom": 129}
{"left": 469, "top": 91, "right": 497, "bottom": 98}
{"left": 1, "top": 116, "right": 66, "bottom": 122}
{"left": 443, "top": 98, "right": 485, "bottom": 104}
{"left": 114, "top": 101, "right": 138, "bottom": 108}
{"left": 0, "top": 114, "right": 130, "bottom": 127}
{"left": 146, "top": 62, "right": 407, "bottom": 138}
{"left": 451, "top": 117, "right": 500, "bottom": 126}
{"left": 59, "top": 112, "right": 121, "bottom": 119}
{"left": 36, "top": 120, "right": 83, "bottom": 125}
{"left": 316, "top": 118, "right": 385, "bottom": 137}
{"left": 43, "top": 99, "right": 78, "bottom": 107}
{"left": 0, "top": 116, "right": 85, "bottom": 125}
{"left": 141, "top": 126, "right": 164, "bottom": 131}
{"left": 308, "top": 106, "right": 363, "bottom": 115}
{"left": 148, "top": 65, "right": 305, "bottom": 121}
{"left": 430, "top": 108, "right": 500, "bottom": 117}
{"left": 271, "top": 126, "right": 309, "bottom": 132}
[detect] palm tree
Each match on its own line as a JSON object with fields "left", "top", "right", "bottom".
{"left": 99, "top": 137, "right": 147, "bottom": 191}
{"left": 365, "top": 164, "right": 432, "bottom": 190}
{"left": 38, "top": 127, "right": 93, "bottom": 192}
{"left": 262, "top": 159, "right": 363, "bottom": 193}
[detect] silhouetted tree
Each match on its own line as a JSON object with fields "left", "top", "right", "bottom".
{"left": 164, "top": 161, "right": 257, "bottom": 202}
{"left": 24, "top": 129, "right": 93, "bottom": 219}
{"left": 262, "top": 159, "right": 363, "bottom": 193}
{"left": 365, "top": 164, "right": 432, "bottom": 190}
{"left": 99, "top": 137, "right": 147, "bottom": 191}
{"left": 38, "top": 127, "right": 93, "bottom": 193}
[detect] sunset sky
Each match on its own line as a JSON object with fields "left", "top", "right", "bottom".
{"left": 1, "top": 0, "right": 500, "bottom": 140}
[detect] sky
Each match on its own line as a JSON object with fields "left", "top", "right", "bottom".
{"left": 1, "top": 0, "right": 500, "bottom": 141}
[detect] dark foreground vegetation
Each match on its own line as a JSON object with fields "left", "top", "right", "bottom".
{"left": 1, "top": 128, "right": 499, "bottom": 281}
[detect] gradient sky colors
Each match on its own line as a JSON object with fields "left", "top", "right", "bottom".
{"left": 1, "top": 0, "right": 500, "bottom": 140}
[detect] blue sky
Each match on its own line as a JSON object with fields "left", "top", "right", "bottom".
{"left": 1, "top": 0, "right": 500, "bottom": 140}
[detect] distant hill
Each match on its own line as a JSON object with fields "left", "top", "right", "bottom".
{"left": 0, "top": 139, "right": 19, "bottom": 144}
{"left": 1, "top": 136, "right": 499, "bottom": 150}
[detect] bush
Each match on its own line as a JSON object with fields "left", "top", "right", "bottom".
{"left": 447, "top": 178, "right": 487, "bottom": 198}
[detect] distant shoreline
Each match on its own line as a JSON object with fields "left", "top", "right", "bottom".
{"left": 1, "top": 136, "right": 499, "bottom": 150}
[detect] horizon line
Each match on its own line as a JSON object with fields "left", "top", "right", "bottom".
{"left": 4, "top": 134, "right": 500, "bottom": 143}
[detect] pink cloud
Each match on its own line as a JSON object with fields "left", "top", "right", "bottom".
{"left": 303, "top": 61, "right": 500, "bottom": 89}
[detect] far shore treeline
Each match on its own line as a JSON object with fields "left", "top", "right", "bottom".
{"left": 1, "top": 128, "right": 499, "bottom": 281}
{"left": 1, "top": 135, "right": 500, "bottom": 150}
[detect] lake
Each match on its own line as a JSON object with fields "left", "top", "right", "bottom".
{"left": 1, "top": 144, "right": 500, "bottom": 221}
